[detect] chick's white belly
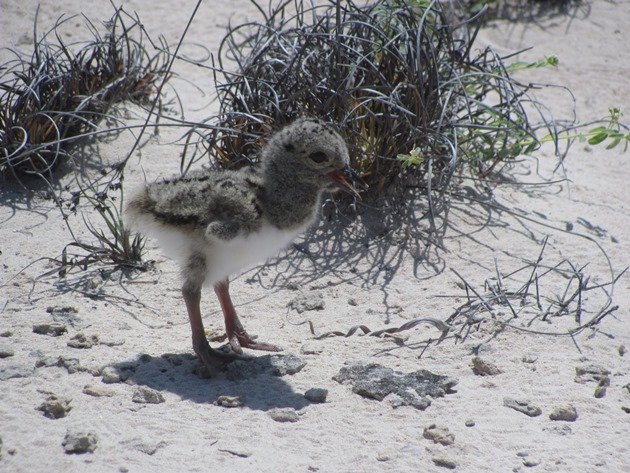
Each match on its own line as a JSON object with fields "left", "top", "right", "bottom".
{"left": 203, "top": 223, "right": 304, "bottom": 284}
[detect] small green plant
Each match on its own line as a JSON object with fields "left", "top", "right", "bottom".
{"left": 59, "top": 181, "right": 147, "bottom": 276}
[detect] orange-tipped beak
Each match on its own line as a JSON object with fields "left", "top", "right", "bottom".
{"left": 328, "top": 165, "right": 367, "bottom": 199}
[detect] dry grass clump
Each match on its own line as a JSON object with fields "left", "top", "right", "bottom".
{"left": 183, "top": 0, "right": 542, "bottom": 215}
{"left": 0, "top": 6, "right": 169, "bottom": 181}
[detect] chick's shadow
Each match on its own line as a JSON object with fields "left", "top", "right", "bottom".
{"left": 112, "top": 352, "right": 310, "bottom": 410}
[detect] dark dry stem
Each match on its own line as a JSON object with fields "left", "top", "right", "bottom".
{"left": 308, "top": 239, "right": 620, "bottom": 358}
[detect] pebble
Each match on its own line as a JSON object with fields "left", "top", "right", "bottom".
{"left": 37, "top": 394, "right": 72, "bottom": 419}
{"left": 121, "top": 438, "right": 167, "bottom": 455}
{"left": 347, "top": 298, "right": 358, "bottom": 306}
{"left": 62, "top": 429, "right": 98, "bottom": 454}
{"left": 549, "top": 405, "right": 578, "bottom": 422}
{"left": 465, "top": 419, "right": 475, "bottom": 427}
{"left": 132, "top": 386, "right": 165, "bottom": 404}
{"left": 0, "top": 331, "right": 12, "bottom": 337}
{"left": 67, "top": 333, "right": 99, "bottom": 349}
{"left": 575, "top": 364, "right": 610, "bottom": 385}
{"left": 225, "top": 354, "right": 306, "bottom": 380}
{"left": 288, "top": 293, "right": 325, "bottom": 313}
{"left": 471, "top": 357, "right": 503, "bottom": 376}
{"left": 268, "top": 407, "right": 299, "bottom": 423}
{"left": 216, "top": 395, "right": 243, "bottom": 408}
{"left": 0, "top": 343, "right": 14, "bottom": 358}
{"left": 619, "top": 344, "right": 626, "bottom": 357}
{"left": 83, "top": 384, "right": 116, "bottom": 397}
{"left": 432, "top": 456, "right": 457, "bottom": 469}
{"left": 101, "top": 367, "right": 122, "bottom": 383}
{"left": 300, "top": 341, "right": 323, "bottom": 355}
{"left": 521, "top": 354, "right": 538, "bottom": 364}
{"left": 503, "top": 397, "right": 542, "bottom": 417}
{"left": 423, "top": 424, "right": 455, "bottom": 446}
{"left": 101, "top": 363, "right": 136, "bottom": 383}
{"left": 304, "top": 388, "right": 328, "bottom": 403}
{"left": 594, "top": 386, "right": 607, "bottom": 398}
{"left": 32, "top": 322, "right": 67, "bottom": 337}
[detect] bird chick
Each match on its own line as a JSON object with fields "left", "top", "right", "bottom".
{"left": 125, "top": 118, "right": 361, "bottom": 369}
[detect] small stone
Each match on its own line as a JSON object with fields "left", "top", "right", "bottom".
{"left": 102, "top": 366, "right": 122, "bottom": 384}
{"left": 269, "top": 354, "right": 306, "bottom": 376}
{"left": 575, "top": 364, "right": 610, "bottom": 384}
{"left": 33, "top": 322, "right": 67, "bottom": 336}
{"left": 121, "top": 438, "right": 166, "bottom": 455}
{"left": 549, "top": 405, "right": 578, "bottom": 422}
{"left": 37, "top": 395, "right": 72, "bottom": 419}
{"left": 376, "top": 452, "right": 391, "bottom": 462}
{"left": 521, "top": 354, "right": 538, "bottom": 364}
{"left": 594, "top": 386, "right": 607, "bottom": 398}
{"left": 423, "top": 424, "right": 455, "bottom": 446}
{"left": 0, "top": 343, "right": 14, "bottom": 358}
{"left": 67, "top": 333, "right": 99, "bottom": 349}
{"left": 132, "top": 386, "right": 165, "bottom": 404}
{"left": 621, "top": 406, "right": 630, "bottom": 414}
{"left": 523, "top": 457, "right": 541, "bottom": 467}
{"left": 62, "top": 430, "right": 98, "bottom": 454}
{"left": 471, "top": 357, "right": 503, "bottom": 376}
{"left": 465, "top": 419, "right": 475, "bottom": 427}
{"left": 225, "top": 354, "right": 306, "bottom": 380}
{"left": 347, "top": 298, "right": 358, "bottom": 306}
{"left": 288, "top": 293, "right": 325, "bottom": 313}
{"left": 619, "top": 344, "right": 626, "bottom": 357}
{"left": 268, "top": 407, "right": 299, "bottom": 423}
{"left": 0, "top": 331, "right": 12, "bottom": 337}
{"left": 83, "top": 384, "right": 116, "bottom": 398}
{"left": 503, "top": 397, "right": 542, "bottom": 417}
{"left": 304, "top": 388, "right": 328, "bottom": 403}
{"left": 216, "top": 395, "right": 243, "bottom": 408}
{"left": 300, "top": 341, "right": 323, "bottom": 355}
{"left": 433, "top": 456, "right": 457, "bottom": 469}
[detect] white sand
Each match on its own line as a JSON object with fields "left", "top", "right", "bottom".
{"left": 1, "top": 1, "right": 628, "bottom": 472}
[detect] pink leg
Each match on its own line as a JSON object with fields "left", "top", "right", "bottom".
{"left": 182, "top": 283, "right": 240, "bottom": 368}
{"left": 214, "top": 279, "right": 282, "bottom": 354}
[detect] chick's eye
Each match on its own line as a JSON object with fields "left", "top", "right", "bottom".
{"left": 309, "top": 151, "right": 328, "bottom": 163}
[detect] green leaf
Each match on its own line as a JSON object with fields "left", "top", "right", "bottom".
{"left": 605, "top": 136, "right": 621, "bottom": 149}
{"left": 588, "top": 132, "right": 607, "bottom": 145}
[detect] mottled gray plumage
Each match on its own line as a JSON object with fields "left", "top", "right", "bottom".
{"left": 125, "top": 118, "right": 359, "bottom": 370}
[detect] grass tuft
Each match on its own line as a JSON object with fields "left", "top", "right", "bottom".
{"left": 0, "top": 6, "right": 170, "bottom": 181}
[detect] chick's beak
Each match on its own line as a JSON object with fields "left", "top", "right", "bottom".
{"left": 328, "top": 165, "right": 367, "bottom": 199}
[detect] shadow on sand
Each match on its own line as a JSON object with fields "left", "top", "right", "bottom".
{"left": 111, "top": 352, "right": 311, "bottom": 411}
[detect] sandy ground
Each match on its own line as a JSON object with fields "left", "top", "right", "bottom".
{"left": 1, "top": 1, "right": 629, "bottom": 472}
